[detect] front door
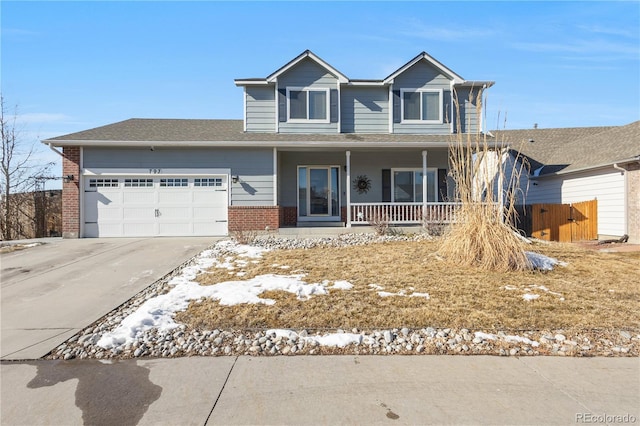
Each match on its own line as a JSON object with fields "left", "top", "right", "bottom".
{"left": 298, "top": 166, "right": 340, "bottom": 221}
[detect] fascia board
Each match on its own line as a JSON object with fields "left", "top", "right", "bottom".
{"left": 43, "top": 139, "right": 476, "bottom": 149}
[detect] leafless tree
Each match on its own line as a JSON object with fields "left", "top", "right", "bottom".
{"left": 1, "top": 95, "right": 55, "bottom": 240}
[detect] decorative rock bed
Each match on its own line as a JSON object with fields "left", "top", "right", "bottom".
{"left": 45, "top": 233, "right": 639, "bottom": 360}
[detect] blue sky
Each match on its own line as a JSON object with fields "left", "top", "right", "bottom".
{"left": 2, "top": 1, "right": 639, "bottom": 180}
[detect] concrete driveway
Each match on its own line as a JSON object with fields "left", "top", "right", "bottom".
{"left": 1, "top": 237, "right": 215, "bottom": 360}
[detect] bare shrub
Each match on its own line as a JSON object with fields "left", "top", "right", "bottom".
{"left": 369, "top": 212, "right": 390, "bottom": 236}
{"left": 229, "top": 226, "right": 259, "bottom": 245}
{"left": 437, "top": 87, "right": 530, "bottom": 272}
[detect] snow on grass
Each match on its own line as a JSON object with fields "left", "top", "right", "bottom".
{"left": 374, "top": 285, "right": 429, "bottom": 299}
{"left": 526, "top": 251, "right": 567, "bottom": 271}
{"left": 522, "top": 293, "right": 540, "bottom": 301}
{"left": 97, "top": 241, "right": 353, "bottom": 349}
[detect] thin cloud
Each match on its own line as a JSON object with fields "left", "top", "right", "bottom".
{"left": 17, "top": 113, "right": 73, "bottom": 125}
{"left": 576, "top": 24, "right": 636, "bottom": 39}
{"left": 400, "top": 19, "right": 497, "bottom": 41}
{"left": 510, "top": 39, "right": 639, "bottom": 58}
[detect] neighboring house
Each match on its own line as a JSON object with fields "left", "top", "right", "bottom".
{"left": 496, "top": 121, "right": 640, "bottom": 243}
{"left": 43, "top": 50, "right": 494, "bottom": 238}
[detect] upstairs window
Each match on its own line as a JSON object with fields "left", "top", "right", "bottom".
{"left": 287, "top": 87, "right": 329, "bottom": 122}
{"left": 401, "top": 89, "right": 442, "bottom": 123}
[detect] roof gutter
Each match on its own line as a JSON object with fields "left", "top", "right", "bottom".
{"left": 43, "top": 139, "right": 474, "bottom": 149}
{"left": 46, "top": 142, "right": 64, "bottom": 157}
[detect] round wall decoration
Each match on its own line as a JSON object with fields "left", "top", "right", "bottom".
{"left": 352, "top": 175, "right": 372, "bottom": 194}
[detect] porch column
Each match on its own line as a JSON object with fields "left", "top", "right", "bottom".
{"left": 273, "top": 147, "right": 278, "bottom": 206}
{"left": 422, "top": 150, "right": 427, "bottom": 220}
{"left": 346, "top": 150, "right": 351, "bottom": 227}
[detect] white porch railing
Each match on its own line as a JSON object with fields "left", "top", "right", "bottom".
{"left": 350, "top": 202, "right": 463, "bottom": 225}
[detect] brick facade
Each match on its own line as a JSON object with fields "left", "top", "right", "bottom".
{"left": 62, "top": 147, "right": 80, "bottom": 238}
{"left": 626, "top": 163, "right": 640, "bottom": 244}
{"left": 279, "top": 206, "right": 297, "bottom": 227}
{"left": 228, "top": 206, "right": 280, "bottom": 231}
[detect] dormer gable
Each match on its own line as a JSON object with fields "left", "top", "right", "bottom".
{"left": 383, "top": 51, "right": 465, "bottom": 85}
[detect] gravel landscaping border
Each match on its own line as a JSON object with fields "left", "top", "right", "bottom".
{"left": 45, "top": 234, "right": 639, "bottom": 360}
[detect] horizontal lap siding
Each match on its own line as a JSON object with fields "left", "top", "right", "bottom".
{"left": 246, "top": 87, "right": 275, "bottom": 132}
{"left": 393, "top": 61, "right": 451, "bottom": 135}
{"left": 278, "top": 58, "right": 339, "bottom": 134}
{"left": 341, "top": 87, "right": 389, "bottom": 133}
{"left": 83, "top": 148, "right": 274, "bottom": 206}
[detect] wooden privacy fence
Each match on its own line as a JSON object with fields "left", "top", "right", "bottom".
{"left": 531, "top": 200, "right": 598, "bottom": 242}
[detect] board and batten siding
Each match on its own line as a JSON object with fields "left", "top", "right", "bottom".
{"left": 392, "top": 60, "right": 452, "bottom": 135}
{"left": 526, "top": 168, "right": 625, "bottom": 238}
{"left": 340, "top": 87, "right": 389, "bottom": 133}
{"left": 278, "top": 58, "right": 339, "bottom": 134}
{"left": 245, "top": 86, "right": 276, "bottom": 132}
{"left": 82, "top": 147, "right": 275, "bottom": 206}
{"left": 454, "top": 87, "right": 482, "bottom": 134}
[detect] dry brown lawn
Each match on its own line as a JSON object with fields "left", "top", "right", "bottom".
{"left": 175, "top": 240, "right": 640, "bottom": 332}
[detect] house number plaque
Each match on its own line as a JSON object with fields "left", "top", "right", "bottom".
{"left": 149, "top": 168, "right": 162, "bottom": 174}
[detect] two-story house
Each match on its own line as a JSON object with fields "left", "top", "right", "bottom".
{"left": 44, "top": 50, "right": 493, "bottom": 238}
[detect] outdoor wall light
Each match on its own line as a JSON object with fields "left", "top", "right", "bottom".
{"left": 232, "top": 175, "right": 239, "bottom": 184}
{"left": 63, "top": 174, "right": 75, "bottom": 182}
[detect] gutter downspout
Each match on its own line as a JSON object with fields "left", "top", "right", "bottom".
{"left": 47, "top": 142, "right": 64, "bottom": 157}
{"left": 613, "top": 163, "right": 628, "bottom": 238}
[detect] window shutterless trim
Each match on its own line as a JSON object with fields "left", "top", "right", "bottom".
{"left": 286, "top": 87, "right": 330, "bottom": 123}
{"left": 399, "top": 88, "right": 444, "bottom": 124}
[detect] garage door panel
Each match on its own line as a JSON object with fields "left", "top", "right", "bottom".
{"left": 84, "top": 175, "right": 228, "bottom": 237}
{"left": 157, "top": 191, "right": 191, "bottom": 204}
{"left": 123, "top": 222, "right": 155, "bottom": 236}
{"left": 123, "top": 191, "right": 155, "bottom": 204}
{"left": 123, "top": 207, "right": 154, "bottom": 220}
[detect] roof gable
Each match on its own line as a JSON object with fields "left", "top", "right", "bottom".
{"left": 383, "top": 52, "right": 464, "bottom": 85}
{"left": 266, "top": 50, "right": 349, "bottom": 84}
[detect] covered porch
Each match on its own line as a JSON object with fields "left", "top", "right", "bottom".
{"left": 275, "top": 146, "right": 461, "bottom": 228}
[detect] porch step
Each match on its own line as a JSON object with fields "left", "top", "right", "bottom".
{"left": 296, "top": 222, "right": 345, "bottom": 228}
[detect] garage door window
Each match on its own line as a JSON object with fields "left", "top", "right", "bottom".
{"left": 194, "top": 178, "right": 223, "bottom": 187}
{"left": 160, "top": 178, "right": 188, "bottom": 187}
{"left": 124, "top": 178, "right": 153, "bottom": 187}
{"left": 89, "top": 178, "right": 119, "bottom": 188}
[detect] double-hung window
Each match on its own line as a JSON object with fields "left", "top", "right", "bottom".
{"left": 392, "top": 169, "right": 437, "bottom": 202}
{"left": 287, "top": 87, "right": 329, "bottom": 122}
{"left": 401, "top": 89, "right": 442, "bottom": 123}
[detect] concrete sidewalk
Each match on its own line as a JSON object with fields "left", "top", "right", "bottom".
{"left": 1, "top": 356, "right": 638, "bottom": 425}
{"left": 1, "top": 237, "right": 215, "bottom": 360}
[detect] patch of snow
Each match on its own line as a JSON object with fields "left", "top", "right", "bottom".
{"left": 522, "top": 293, "right": 540, "bottom": 301}
{"left": 525, "top": 251, "right": 567, "bottom": 271}
{"left": 331, "top": 280, "right": 354, "bottom": 290}
{"left": 504, "top": 334, "right": 540, "bottom": 347}
{"left": 503, "top": 285, "right": 518, "bottom": 291}
{"left": 409, "top": 292, "right": 430, "bottom": 299}
{"left": 368, "top": 284, "right": 384, "bottom": 290}
{"left": 475, "top": 331, "right": 497, "bottom": 341}
{"left": 267, "top": 329, "right": 370, "bottom": 348}
{"left": 377, "top": 291, "right": 396, "bottom": 297}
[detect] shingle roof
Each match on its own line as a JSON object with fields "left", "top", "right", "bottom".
{"left": 494, "top": 123, "right": 640, "bottom": 175}
{"left": 45, "top": 118, "right": 477, "bottom": 144}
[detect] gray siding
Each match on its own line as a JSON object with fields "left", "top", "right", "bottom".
{"left": 392, "top": 60, "right": 452, "bottom": 135}
{"left": 278, "top": 58, "right": 339, "bottom": 134}
{"left": 246, "top": 86, "right": 276, "bottom": 132}
{"left": 454, "top": 88, "right": 482, "bottom": 134}
{"left": 83, "top": 147, "right": 274, "bottom": 206}
{"left": 341, "top": 87, "right": 389, "bottom": 133}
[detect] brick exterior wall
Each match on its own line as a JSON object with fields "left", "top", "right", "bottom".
{"left": 228, "top": 206, "right": 280, "bottom": 231}
{"left": 279, "top": 206, "right": 297, "bottom": 227}
{"left": 62, "top": 147, "right": 80, "bottom": 238}
{"left": 626, "top": 164, "right": 640, "bottom": 244}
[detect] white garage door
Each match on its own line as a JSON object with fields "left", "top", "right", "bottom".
{"left": 84, "top": 175, "right": 228, "bottom": 237}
